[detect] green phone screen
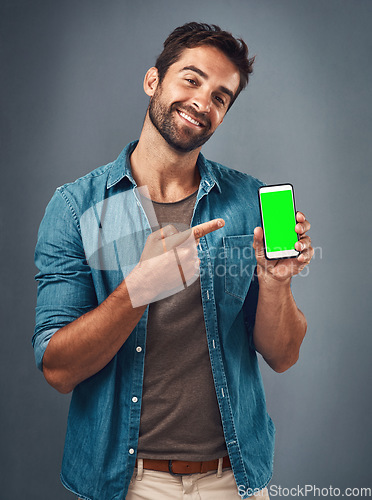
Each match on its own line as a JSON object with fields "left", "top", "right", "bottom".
{"left": 260, "top": 189, "right": 297, "bottom": 253}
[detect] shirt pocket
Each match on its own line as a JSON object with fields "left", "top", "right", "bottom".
{"left": 223, "top": 234, "right": 256, "bottom": 301}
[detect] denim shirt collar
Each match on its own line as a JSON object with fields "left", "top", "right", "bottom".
{"left": 106, "top": 141, "right": 138, "bottom": 189}
{"left": 106, "top": 140, "right": 222, "bottom": 194}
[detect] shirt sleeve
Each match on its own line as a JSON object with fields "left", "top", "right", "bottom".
{"left": 32, "top": 189, "right": 98, "bottom": 371}
{"left": 242, "top": 267, "right": 259, "bottom": 350}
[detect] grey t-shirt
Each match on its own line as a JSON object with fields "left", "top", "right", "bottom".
{"left": 137, "top": 190, "right": 227, "bottom": 460}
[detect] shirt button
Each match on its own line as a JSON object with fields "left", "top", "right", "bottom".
{"left": 132, "top": 396, "right": 138, "bottom": 403}
{"left": 136, "top": 346, "right": 142, "bottom": 353}
{"left": 129, "top": 448, "right": 135, "bottom": 455}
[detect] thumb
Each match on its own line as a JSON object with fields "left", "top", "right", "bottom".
{"left": 253, "top": 227, "right": 266, "bottom": 261}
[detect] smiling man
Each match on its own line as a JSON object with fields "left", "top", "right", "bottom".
{"left": 145, "top": 46, "right": 237, "bottom": 153}
{"left": 33, "top": 23, "right": 313, "bottom": 500}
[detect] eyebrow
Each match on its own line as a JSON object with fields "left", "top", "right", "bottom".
{"left": 180, "top": 65, "right": 235, "bottom": 104}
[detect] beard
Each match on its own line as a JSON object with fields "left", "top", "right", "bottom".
{"left": 148, "top": 86, "right": 214, "bottom": 153}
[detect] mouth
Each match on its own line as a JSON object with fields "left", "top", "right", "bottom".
{"left": 176, "top": 109, "right": 205, "bottom": 128}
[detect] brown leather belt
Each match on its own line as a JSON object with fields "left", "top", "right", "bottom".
{"left": 136, "top": 456, "right": 231, "bottom": 475}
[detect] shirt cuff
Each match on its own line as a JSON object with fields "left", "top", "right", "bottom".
{"left": 33, "top": 328, "right": 59, "bottom": 371}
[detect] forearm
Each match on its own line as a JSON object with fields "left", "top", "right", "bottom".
{"left": 253, "top": 276, "right": 307, "bottom": 373}
{"left": 42, "top": 266, "right": 148, "bottom": 394}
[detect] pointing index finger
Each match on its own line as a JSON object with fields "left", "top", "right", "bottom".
{"left": 192, "top": 219, "right": 225, "bottom": 240}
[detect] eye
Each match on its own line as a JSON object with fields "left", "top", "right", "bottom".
{"left": 214, "top": 95, "right": 225, "bottom": 106}
{"left": 186, "top": 78, "right": 197, "bottom": 85}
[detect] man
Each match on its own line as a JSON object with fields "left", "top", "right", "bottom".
{"left": 33, "top": 22, "right": 313, "bottom": 500}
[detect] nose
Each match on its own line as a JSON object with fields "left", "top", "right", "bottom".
{"left": 192, "top": 89, "right": 211, "bottom": 113}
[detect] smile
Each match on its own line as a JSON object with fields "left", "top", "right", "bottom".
{"left": 177, "top": 110, "right": 204, "bottom": 127}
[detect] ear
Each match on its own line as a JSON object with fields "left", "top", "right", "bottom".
{"left": 143, "top": 67, "right": 159, "bottom": 97}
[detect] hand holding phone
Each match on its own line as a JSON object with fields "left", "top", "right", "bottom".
{"left": 258, "top": 184, "right": 299, "bottom": 260}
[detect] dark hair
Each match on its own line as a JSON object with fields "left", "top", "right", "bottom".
{"left": 155, "top": 22, "right": 255, "bottom": 110}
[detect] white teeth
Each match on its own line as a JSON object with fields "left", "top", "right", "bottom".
{"left": 179, "top": 111, "right": 201, "bottom": 126}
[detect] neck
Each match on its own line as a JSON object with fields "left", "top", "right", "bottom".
{"left": 130, "top": 113, "right": 201, "bottom": 203}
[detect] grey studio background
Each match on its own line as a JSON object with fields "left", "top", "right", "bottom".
{"left": 1, "top": 0, "right": 371, "bottom": 499}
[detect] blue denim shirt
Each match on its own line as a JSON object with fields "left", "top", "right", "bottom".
{"left": 33, "top": 141, "right": 275, "bottom": 500}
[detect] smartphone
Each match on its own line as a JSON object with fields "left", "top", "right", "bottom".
{"left": 258, "top": 183, "right": 299, "bottom": 260}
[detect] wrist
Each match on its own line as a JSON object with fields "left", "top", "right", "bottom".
{"left": 257, "top": 268, "right": 292, "bottom": 291}
{"left": 124, "top": 262, "right": 154, "bottom": 307}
